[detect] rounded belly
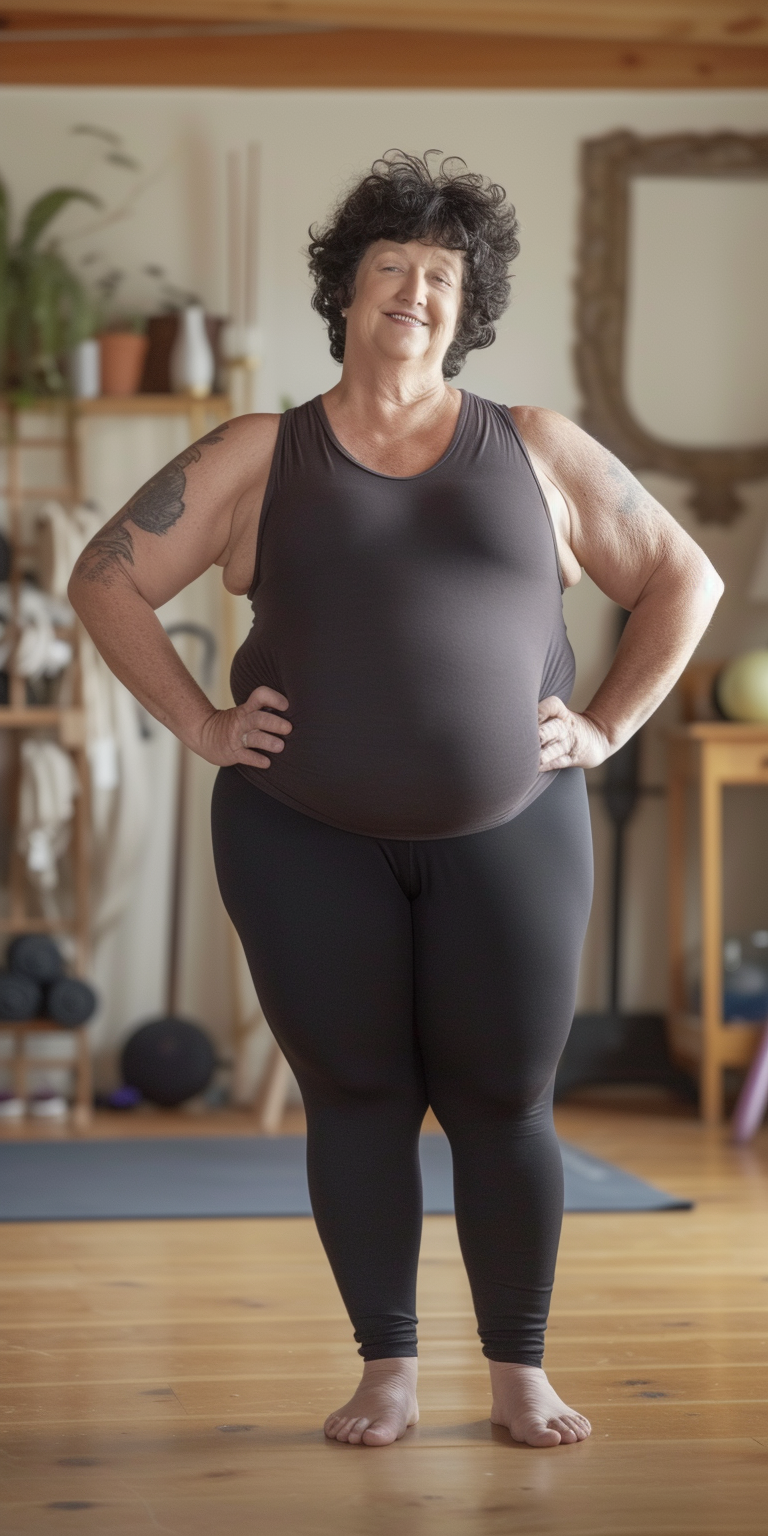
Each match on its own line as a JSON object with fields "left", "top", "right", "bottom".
{"left": 234, "top": 614, "right": 547, "bottom": 838}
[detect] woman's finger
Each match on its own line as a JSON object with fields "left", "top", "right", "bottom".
{"left": 235, "top": 745, "right": 272, "bottom": 769}
{"left": 539, "top": 744, "right": 571, "bottom": 769}
{"left": 247, "top": 686, "right": 289, "bottom": 712}
{"left": 254, "top": 709, "right": 292, "bottom": 734}
{"left": 537, "top": 695, "right": 567, "bottom": 724}
{"left": 241, "top": 730, "right": 286, "bottom": 752}
{"left": 537, "top": 717, "right": 566, "bottom": 746}
{"left": 237, "top": 712, "right": 291, "bottom": 742}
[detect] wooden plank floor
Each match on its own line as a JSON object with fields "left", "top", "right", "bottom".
{"left": 1, "top": 1099, "right": 767, "bottom": 1534}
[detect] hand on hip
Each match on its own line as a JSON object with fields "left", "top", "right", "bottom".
{"left": 537, "top": 696, "right": 609, "bottom": 771}
{"left": 198, "top": 686, "right": 292, "bottom": 769}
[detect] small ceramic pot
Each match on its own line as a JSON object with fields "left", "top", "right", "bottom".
{"left": 99, "top": 331, "right": 149, "bottom": 397}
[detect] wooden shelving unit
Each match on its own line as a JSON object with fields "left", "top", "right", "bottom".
{"left": 667, "top": 721, "right": 768, "bottom": 1123}
{"left": 1, "top": 392, "right": 231, "bottom": 1123}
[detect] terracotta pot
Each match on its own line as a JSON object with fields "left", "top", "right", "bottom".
{"left": 99, "top": 331, "right": 149, "bottom": 397}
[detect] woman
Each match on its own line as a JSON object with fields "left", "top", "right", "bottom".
{"left": 70, "top": 151, "right": 722, "bottom": 1450}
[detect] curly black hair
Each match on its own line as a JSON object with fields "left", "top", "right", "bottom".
{"left": 307, "top": 150, "right": 520, "bottom": 380}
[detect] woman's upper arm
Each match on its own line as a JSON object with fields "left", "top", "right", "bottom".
{"left": 511, "top": 406, "right": 716, "bottom": 607}
{"left": 69, "top": 413, "right": 279, "bottom": 609}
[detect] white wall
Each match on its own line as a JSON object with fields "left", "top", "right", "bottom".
{"left": 2, "top": 84, "right": 768, "bottom": 1069}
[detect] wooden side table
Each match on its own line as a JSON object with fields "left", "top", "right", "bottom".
{"left": 667, "top": 722, "right": 768, "bottom": 1123}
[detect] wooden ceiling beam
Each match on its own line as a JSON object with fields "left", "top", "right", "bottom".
{"left": 3, "top": 0, "right": 768, "bottom": 49}
{"left": 0, "top": 26, "right": 766, "bottom": 87}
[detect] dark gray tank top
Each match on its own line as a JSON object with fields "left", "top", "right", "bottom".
{"left": 231, "top": 392, "right": 575, "bottom": 839}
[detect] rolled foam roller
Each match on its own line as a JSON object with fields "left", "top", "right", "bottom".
{"left": 7, "top": 933, "right": 65, "bottom": 984}
{"left": 45, "top": 977, "right": 98, "bottom": 1029}
{"left": 0, "top": 970, "right": 43, "bottom": 1021}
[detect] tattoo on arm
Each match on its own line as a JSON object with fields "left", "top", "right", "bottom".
{"left": 605, "top": 451, "right": 648, "bottom": 517}
{"left": 73, "top": 422, "right": 230, "bottom": 585}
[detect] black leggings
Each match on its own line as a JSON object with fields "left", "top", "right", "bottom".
{"left": 211, "top": 767, "right": 593, "bottom": 1366}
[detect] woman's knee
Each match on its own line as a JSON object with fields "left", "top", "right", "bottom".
{"left": 429, "top": 1059, "right": 556, "bottom": 1127}
{"left": 288, "top": 1040, "right": 426, "bottom": 1115}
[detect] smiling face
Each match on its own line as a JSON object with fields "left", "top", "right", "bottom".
{"left": 341, "top": 239, "right": 464, "bottom": 378}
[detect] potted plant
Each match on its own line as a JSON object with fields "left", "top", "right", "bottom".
{"left": 0, "top": 181, "right": 100, "bottom": 400}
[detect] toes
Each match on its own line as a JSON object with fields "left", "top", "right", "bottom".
{"left": 560, "top": 1412, "right": 591, "bottom": 1440}
{"left": 362, "top": 1420, "right": 397, "bottom": 1446}
{"left": 346, "top": 1417, "right": 370, "bottom": 1444}
{"left": 531, "top": 1429, "right": 561, "bottom": 1447}
{"left": 550, "top": 1417, "right": 578, "bottom": 1443}
{"left": 523, "top": 1420, "right": 561, "bottom": 1448}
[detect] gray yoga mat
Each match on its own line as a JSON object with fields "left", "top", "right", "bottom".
{"left": 0, "top": 1135, "right": 691, "bottom": 1221}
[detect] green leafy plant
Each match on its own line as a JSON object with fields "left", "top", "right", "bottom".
{"left": 0, "top": 181, "right": 101, "bottom": 400}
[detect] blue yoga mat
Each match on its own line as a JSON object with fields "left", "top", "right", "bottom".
{"left": 0, "top": 1135, "right": 691, "bottom": 1221}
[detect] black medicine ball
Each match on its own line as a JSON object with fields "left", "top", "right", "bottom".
{"left": 8, "top": 933, "right": 65, "bottom": 985}
{"left": 121, "top": 1016, "right": 216, "bottom": 1107}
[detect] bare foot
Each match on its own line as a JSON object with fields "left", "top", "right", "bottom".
{"left": 489, "top": 1362, "right": 591, "bottom": 1448}
{"left": 324, "top": 1357, "right": 419, "bottom": 1446}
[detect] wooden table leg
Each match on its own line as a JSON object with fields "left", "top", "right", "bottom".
{"left": 667, "top": 747, "right": 687, "bottom": 1020}
{"left": 700, "top": 750, "right": 724, "bottom": 1123}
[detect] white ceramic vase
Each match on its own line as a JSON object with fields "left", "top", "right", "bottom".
{"left": 169, "top": 305, "right": 215, "bottom": 398}
{"left": 68, "top": 338, "right": 100, "bottom": 399}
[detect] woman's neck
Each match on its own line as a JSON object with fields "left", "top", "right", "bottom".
{"left": 321, "top": 362, "right": 462, "bottom": 478}
{"left": 325, "top": 358, "right": 456, "bottom": 438}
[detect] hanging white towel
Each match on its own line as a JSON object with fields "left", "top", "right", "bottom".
{"left": 0, "top": 583, "right": 73, "bottom": 679}
{"left": 17, "top": 738, "right": 80, "bottom": 889}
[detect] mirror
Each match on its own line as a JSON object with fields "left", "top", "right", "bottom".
{"left": 575, "top": 132, "right": 768, "bottom": 523}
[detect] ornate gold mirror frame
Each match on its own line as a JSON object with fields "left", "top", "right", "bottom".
{"left": 575, "top": 131, "right": 768, "bottom": 525}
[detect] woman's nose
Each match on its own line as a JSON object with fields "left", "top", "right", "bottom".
{"left": 397, "top": 272, "right": 428, "bottom": 308}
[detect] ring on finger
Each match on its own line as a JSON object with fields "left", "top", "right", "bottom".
{"left": 241, "top": 732, "right": 249, "bottom": 747}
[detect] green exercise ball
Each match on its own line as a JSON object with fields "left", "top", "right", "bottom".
{"left": 716, "top": 648, "right": 768, "bottom": 722}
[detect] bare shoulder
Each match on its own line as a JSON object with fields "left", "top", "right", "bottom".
{"left": 507, "top": 405, "right": 712, "bottom": 607}
{"left": 220, "top": 409, "right": 282, "bottom": 449}
{"left": 509, "top": 404, "right": 667, "bottom": 533}
{"left": 204, "top": 411, "right": 281, "bottom": 481}
{"left": 510, "top": 405, "right": 623, "bottom": 487}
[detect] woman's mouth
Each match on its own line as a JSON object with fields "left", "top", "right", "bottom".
{"left": 386, "top": 312, "right": 426, "bottom": 327}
